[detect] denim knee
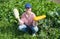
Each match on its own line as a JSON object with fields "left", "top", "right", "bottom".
{"left": 31, "top": 26, "right": 38, "bottom": 33}
{"left": 18, "top": 24, "right": 27, "bottom": 31}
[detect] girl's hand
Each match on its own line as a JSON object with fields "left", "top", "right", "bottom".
{"left": 33, "top": 21, "right": 38, "bottom": 26}
{"left": 18, "top": 19, "right": 24, "bottom": 25}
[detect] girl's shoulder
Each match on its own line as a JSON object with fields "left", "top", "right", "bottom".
{"left": 31, "top": 12, "right": 36, "bottom": 16}
{"left": 22, "top": 12, "right": 26, "bottom": 15}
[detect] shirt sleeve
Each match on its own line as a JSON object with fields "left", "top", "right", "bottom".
{"left": 33, "top": 13, "right": 36, "bottom": 17}
{"left": 20, "top": 13, "right": 25, "bottom": 24}
{"left": 32, "top": 13, "right": 38, "bottom": 26}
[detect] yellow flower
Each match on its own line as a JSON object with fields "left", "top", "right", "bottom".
{"left": 33, "top": 15, "right": 46, "bottom": 21}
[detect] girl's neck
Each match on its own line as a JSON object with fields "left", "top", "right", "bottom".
{"left": 26, "top": 12, "right": 31, "bottom": 15}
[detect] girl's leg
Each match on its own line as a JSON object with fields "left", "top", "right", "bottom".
{"left": 18, "top": 24, "right": 27, "bottom": 32}
{"left": 30, "top": 26, "right": 38, "bottom": 34}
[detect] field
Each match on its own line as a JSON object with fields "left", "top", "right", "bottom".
{"left": 0, "top": 0, "right": 60, "bottom": 39}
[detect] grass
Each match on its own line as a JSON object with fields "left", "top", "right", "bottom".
{"left": 0, "top": 24, "right": 41, "bottom": 39}
{"left": 0, "top": 23, "right": 60, "bottom": 39}
{"left": 0, "top": 0, "right": 60, "bottom": 39}
{"left": 0, "top": 21, "right": 60, "bottom": 39}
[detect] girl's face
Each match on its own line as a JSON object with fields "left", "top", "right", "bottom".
{"left": 26, "top": 8, "right": 31, "bottom": 14}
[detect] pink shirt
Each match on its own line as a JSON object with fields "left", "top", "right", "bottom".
{"left": 21, "top": 12, "right": 36, "bottom": 26}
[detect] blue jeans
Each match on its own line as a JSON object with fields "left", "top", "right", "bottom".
{"left": 18, "top": 24, "right": 38, "bottom": 34}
